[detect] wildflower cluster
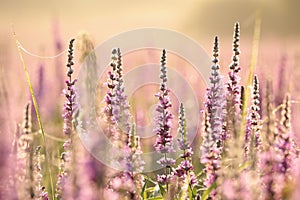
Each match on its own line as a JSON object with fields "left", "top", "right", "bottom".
{"left": 6, "top": 22, "right": 300, "bottom": 200}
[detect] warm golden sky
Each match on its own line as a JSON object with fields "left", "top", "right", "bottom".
{"left": 1, "top": 0, "right": 299, "bottom": 44}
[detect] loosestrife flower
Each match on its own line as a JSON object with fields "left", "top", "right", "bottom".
{"left": 103, "top": 48, "right": 119, "bottom": 142}
{"left": 108, "top": 124, "right": 145, "bottom": 199}
{"left": 33, "top": 146, "right": 49, "bottom": 200}
{"left": 225, "top": 22, "right": 242, "bottom": 139}
{"left": 153, "top": 49, "right": 175, "bottom": 185}
{"left": 56, "top": 39, "right": 77, "bottom": 199}
{"left": 63, "top": 38, "right": 77, "bottom": 136}
{"left": 260, "top": 94, "right": 297, "bottom": 200}
{"left": 16, "top": 103, "right": 49, "bottom": 199}
{"left": 240, "top": 85, "right": 245, "bottom": 111}
{"left": 205, "top": 36, "right": 226, "bottom": 147}
{"left": 264, "top": 80, "right": 277, "bottom": 146}
{"left": 259, "top": 148, "right": 281, "bottom": 200}
{"left": 174, "top": 103, "right": 197, "bottom": 193}
{"left": 112, "top": 48, "right": 132, "bottom": 145}
{"left": 200, "top": 111, "right": 220, "bottom": 198}
{"left": 226, "top": 22, "right": 241, "bottom": 104}
{"left": 127, "top": 124, "right": 145, "bottom": 195}
{"left": 128, "top": 123, "right": 145, "bottom": 173}
{"left": 201, "top": 36, "right": 226, "bottom": 198}
{"left": 17, "top": 102, "right": 34, "bottom": 199}
{"left": 55, "top": 140, "right": 70, "bottom": 199}
{"left": 22, "top": 101, "right": 32, "bottom": 135}
{"left": 275, "top": 94, "right": 297, "bottom": 178}
{"left": 105, "top": 49, "right": 144, "bottom": 199}
{"left": 244, "top": 75, "right": 262, "bottom": 163}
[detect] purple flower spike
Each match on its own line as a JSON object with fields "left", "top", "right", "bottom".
{"left": 154, "top": 49, "right": 175, "bottom": 185}
{"left": 154, "top": 50, "right": 174, "bottom": 155}
{"left": 104, "top": 49, "right": 144, "bottom": 199}
{"left": 227, "top": 22, "right": 241, "bottom": 105}
{"left": 205, "top": 36, "right": 226, "bottom": 147}
{"left": 200, "top": 111, "right": 220, "bottom": 198}
{"left": 63, "top": 38, "right": 77, "bottom": 136}
{"left": 174, "top": 103, "right": 197, "bottom": 194}
{"left": 259, "top": 94, "right": 298, "bottom": 200}
{"left": 102, "top": 49, "right": 119, "bottom": 141}
{"left": 244, "top": 75, "right": 262, "bottom": 162}
{"left": 111, "top": 48, "right": 132, "bottom": 145}
{"left": 223, "top": 22, "right": 242, "bottom": 141}
{"left": 201, "top": 36, "right": 226, "bottom": 198}
{"left": 275, "top": 94, "right": 297, "bottom": 176}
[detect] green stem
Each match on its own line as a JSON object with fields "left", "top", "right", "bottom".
{"left": 15, "top": 38, "right": 55, "bottom": 200}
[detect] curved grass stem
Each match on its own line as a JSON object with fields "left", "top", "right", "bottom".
{"left": 14, "top": 34, "right": 55, "bottom": 200}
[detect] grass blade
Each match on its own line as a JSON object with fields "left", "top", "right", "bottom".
{"left": 14, "top": 33, "right": 55, "bottom": 200}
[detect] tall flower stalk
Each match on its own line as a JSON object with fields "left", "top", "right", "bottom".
{"left": 225, "top": 22, "right": 242, "bottom": 139}
{"left": 227, "top": 22, "right": 241, "bottom": 104}
{"left": 103, "top": 49, "right": 119, "bottom": 143}
{"left": 33, "top": 146, "right": 49, "bottom": 200}
{"left": 201, "top": 36, "right": 225, "bottom": 198}
{"left": 128, "top": 123, "right": 145, "bottom": 174}
{"left": 205, "top": 36, "right": 226, "bottom": 147}
{"left": 263, "top": 80, "right": 276, "bottom": 147}
{"left": 244, "top": 75, "right": 262, "bottom": 166}
{"left": 275, "top": 94, "right": 296, "bottom": 179}
{"left": 174, "top": 103, "right": 197, "bottom": 198}
{"left": 154, "top": 49, "right": 175, "bottom": 188}
{"left": 260, "top": 94, "right": 297, "bottom": 200}
{"left": 112, "top": 48, "right": 132, "bottom": 146}
{"left": 56, "top": 38, "right": 77, "bottom": 199}
{"left": 200, "top": 111, "right": 219, "bottom": 199}
{"left": 63, "top": 38, "right": 77, "bottom": 136}
{"left": 105, "top": 48, "right": 144, "bottom": 199}
{"left": 108, "top": 123, "right": 145, "bottom": 199}
{"left": 17, "top": 102, "right": 34, "bottom": 199}
{"left": 16, "top": 103, "right": 49, "bottom": 199}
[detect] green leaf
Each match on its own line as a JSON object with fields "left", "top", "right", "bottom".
{"left": 146, "top": 197, "right": 164, "bottom": 200}
{"left": 188, "top": 184, "right": 197, "bottom": 200}
{"left": 196, "top": 170, "right": 204, "bottom": 178}
{"left": 158, "top": 183, "right": 166, "bottom": 196}
{"left": 144, "top": 175, "right": 157, "bottom": 185}
{"left": 201, "top": 182, "right": 217, "bottom": 200}
{"left": 188, "top": 185, "right": 193, "bottom": 200}
{"left": 145, "top": 186, "right": 156, "bottom": 194}
{"left": 141, "top": 180, "right": 148, "bottom": 199}
{"left": 238, "top": 161, "right": 250, "bottom": 172}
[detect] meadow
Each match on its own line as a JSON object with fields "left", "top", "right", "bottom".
{"left": 0, "top": 4, "right": 300, "bottom": 199}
